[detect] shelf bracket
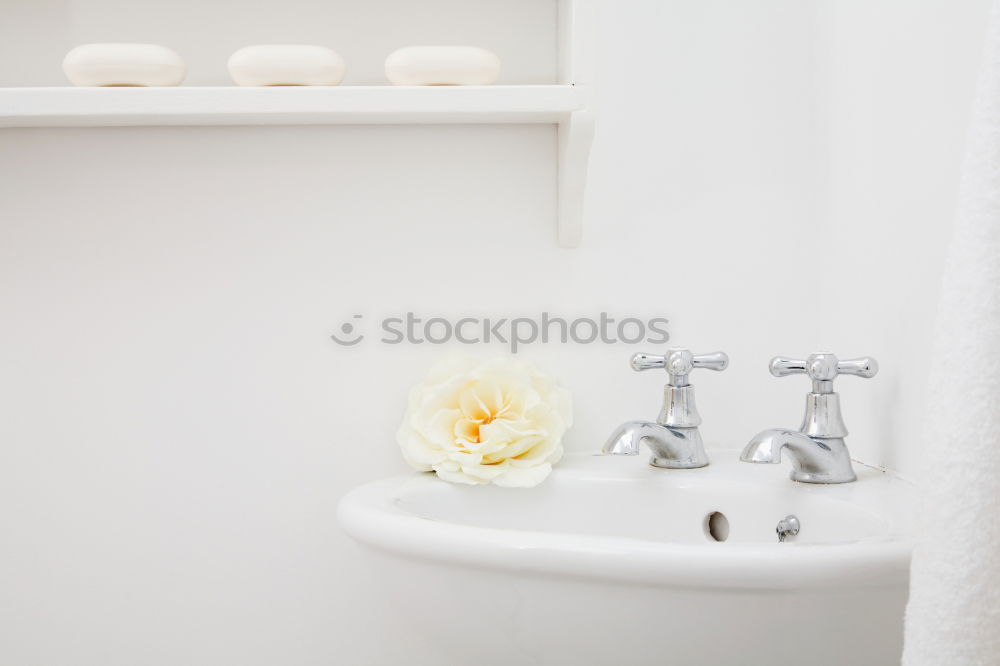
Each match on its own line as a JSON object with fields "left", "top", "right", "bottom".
{"left": 556, "top": 0, "right": 596, "bottom": 248}
{"left": 557, "top": 109, "right": 594, "bottom": 248}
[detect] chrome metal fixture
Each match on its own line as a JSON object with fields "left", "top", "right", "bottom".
{"left": 776, "top": 515, "right": 800, "bottom": 543}
{"left": 602, "top": 348, "right": 729, "bottom": 469}
{"left": 741, "top": 352, "right": 878, "bottom": 484}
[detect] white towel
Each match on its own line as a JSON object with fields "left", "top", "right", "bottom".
{"left": 902, "top": 2, "right": 1000, "bottom": 664}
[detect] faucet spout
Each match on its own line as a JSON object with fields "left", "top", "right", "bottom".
{"left": 602, "top": 421, "right": 709, "bottom": 469}
{"left": 741, "top": 428, "right": 856, "bottom": 484}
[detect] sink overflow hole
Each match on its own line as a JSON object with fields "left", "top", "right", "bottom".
{"left": 705, "top": 511, "right": 730, "bottom": 542}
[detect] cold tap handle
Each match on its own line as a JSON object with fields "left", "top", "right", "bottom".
{"left": 769, "top": 352, "right": 878, "bottom": 393}
{"left": 836, "top": 357, "right": 879, "bottom": 379}
{"left": 769, "top": 357, "right": 810, "bottom": 377}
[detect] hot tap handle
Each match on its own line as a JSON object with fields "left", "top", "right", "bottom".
{"left": 691, "top": 352, "right": 730, "bottom": 372}
{"left": 630, "top": 348, "right": 729, "bottom": 387}
{"left": 630, "top": 353, "right": 667, "bottom": 371}
{"left": 769, "top": 352, "right": 878, "bottom": 393}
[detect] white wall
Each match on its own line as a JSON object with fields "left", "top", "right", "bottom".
{"left": 808, "top": 0, "right": 991, "bottom": 475}
{"left": 0, "top": 1, "right": 992, "bottom": 664}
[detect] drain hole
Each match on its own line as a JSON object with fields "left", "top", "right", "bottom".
{"left": 705, "top": 511, "right": 730, "bottom": 542}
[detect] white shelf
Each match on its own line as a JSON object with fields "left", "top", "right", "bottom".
{"left": 0, "top": 85, "right": 585, "bottom": 128}
{"left": 0, "top": 2, "right": 595, "bottom": 247}
{"left": 0, "top": 79, "right": 593, "bottom": 248}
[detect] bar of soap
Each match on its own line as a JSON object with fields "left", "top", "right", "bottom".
{"left": 228, "top": 45, "right": 347, "bottom": 86}
{"left": 385, "top": 46, "right": 500, "bottom": 86}
{"left": 62, "top": 43, "right": 186, "bottom": 86}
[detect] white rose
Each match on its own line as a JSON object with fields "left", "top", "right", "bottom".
{"left": 397, "top": 355, "right": 573, "bottom": 487}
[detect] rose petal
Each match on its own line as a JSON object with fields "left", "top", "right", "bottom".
{"left": 432, "top": 466, "right": 480, "bottom": 485}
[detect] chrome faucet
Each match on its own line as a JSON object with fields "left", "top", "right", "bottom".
{"left": 741, "top": 352, "right": 878, "bottom": 483}
{"left": 602, "top": 348, "right": 729, "bottom": 468}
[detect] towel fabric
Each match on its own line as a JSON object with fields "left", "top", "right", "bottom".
{"left": 902, "top": 3, "right": 1000, "bottom": 664}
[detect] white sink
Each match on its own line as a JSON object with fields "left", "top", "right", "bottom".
{"left": 338, "top": 451, "right": 916, "bottom": 666}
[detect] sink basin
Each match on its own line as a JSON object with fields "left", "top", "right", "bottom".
{"left": 338, "top": 451, "right": 916, "bottom": 666}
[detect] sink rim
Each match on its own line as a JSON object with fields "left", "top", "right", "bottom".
{"left": 337, "top": 451, "right": 916, "bottom": 591}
